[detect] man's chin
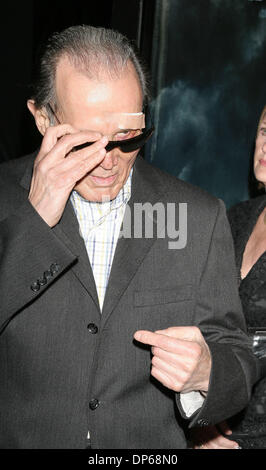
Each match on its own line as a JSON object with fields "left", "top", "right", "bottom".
{"left": 74, "top": 184, "right": 121, "bottom": 202}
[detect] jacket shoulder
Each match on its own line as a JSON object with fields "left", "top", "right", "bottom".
{"left": 0, "top": 153, "right": 35, "bottom": 185}
{"left": 141, "top": 158, "right": 221, "bottom": 213}
{"left": 0, "top": 153, "right": 35, "bottom": 218}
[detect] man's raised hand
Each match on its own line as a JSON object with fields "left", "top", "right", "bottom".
{"left": 29, "top": 124, "right": 107, "bottom": 227}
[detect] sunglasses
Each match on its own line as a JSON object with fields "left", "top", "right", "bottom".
{"left": 72, "top": 126, "right": 154, "bottom": 153}
{"left": 46, "top": 103, "right": 154, "bottom": 153}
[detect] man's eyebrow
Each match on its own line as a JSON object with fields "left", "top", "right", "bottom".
{"left": 113, "top": 127, "right": 139, "bottom": 132}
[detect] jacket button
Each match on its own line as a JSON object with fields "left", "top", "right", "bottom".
{"left": 44, "top": 270, "right": 53, "bottom": 281}
{"left": 197, "top": 418, "right": 210, "bottom": 426}
{"left": 89, "top": 399, "right": 99, "bottom": 410}
{"left": 31, "top": 281, "right": 40, "bottom": 292}
{"left": 87, "top": 323, "right": 98, "bottom": 334}
{"left": 38, "top": 277, "right": 47, "bottom": 286}
{"left": 50, "top": 263, "right": 60, "bottom": 274}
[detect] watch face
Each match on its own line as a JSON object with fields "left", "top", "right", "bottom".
{"left": 250, "top": 330, "right": 266, "bottom": 358}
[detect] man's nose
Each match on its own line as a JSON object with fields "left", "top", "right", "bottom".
{"left": 262, "top": 141, "right": 266, "bottom": 153}
{"left": 99, "top": 150, "right": 118, "bottom": 170}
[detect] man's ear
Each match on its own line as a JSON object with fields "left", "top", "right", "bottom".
{"left": 27, "top": 99, "right": 50, "bottom": 136}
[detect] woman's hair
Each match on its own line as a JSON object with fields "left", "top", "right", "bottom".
{"left": 255, "top": 105, "right": 266, "bottom": 192}
{"left": 30, "top": 25, "right": 149, "bottom": 113}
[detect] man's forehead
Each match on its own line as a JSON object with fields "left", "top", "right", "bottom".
{"left": 90, "top": 112, "right": 145, "bottom": 130}
{"left": 55, "top": 55, "right": 143, "bottom": 112}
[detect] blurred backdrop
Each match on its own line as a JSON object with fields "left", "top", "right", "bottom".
{"left": 1, "top": 0, "right": 266, "bottom": 207}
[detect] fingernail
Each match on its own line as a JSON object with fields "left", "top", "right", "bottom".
{"left": 235, "top": 445, "right": 242, "bottom": 449}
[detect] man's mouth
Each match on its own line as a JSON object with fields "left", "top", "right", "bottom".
{"left": 89, "top": 174, "right": 118, "bottom": 186}
{"left": 259, "top": 159, "right": 266, "bottom": 167}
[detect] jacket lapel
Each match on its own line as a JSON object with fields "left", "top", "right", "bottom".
{"left": 19, "top": 155, "right": 101, "bottom": 313}
{"left": 101, "top": 156, "right": 162, "bottom": 324}
{"left": 54, "top": 201, "right": 101, "bottom": 312}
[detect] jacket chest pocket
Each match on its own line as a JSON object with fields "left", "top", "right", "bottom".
{"left": 134, "top": 285, "right": 195, "bottom": 330}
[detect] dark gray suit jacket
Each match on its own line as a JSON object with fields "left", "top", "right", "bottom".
{"left": 0, "top": 153, "right": 260, "bottom": 449}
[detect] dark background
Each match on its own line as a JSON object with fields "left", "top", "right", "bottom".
{"left": 1, "top": 0, "right": 266, "bottom": 207}
{"left": 0, "top": 0, "right": 149, "bottom": 161}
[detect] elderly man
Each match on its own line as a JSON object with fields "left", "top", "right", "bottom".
{"left": 0, "top": 25, "right": 259, "bottom": 449}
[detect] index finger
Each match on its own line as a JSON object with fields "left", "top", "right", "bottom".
{"left": 39, "top": 124, "right": 79, "bottom": 157}
{"left": 39, "top": 124, "right": 102, "bottom": 161}
{"left": 134, "top": 330, "right": 186, "bottom": 353}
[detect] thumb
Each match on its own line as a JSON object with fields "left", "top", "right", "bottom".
{"left": 155, "top": 326, "right": 201, "bottom": 342}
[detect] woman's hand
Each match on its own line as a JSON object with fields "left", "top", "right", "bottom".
{"left": 191, "top": 421, "right": 241, "bottom": 449}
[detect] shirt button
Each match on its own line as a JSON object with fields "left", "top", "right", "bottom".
{"left": 31, "top": 281, "right": 40, "bottom": 292}
{"left": 87, "top": 323, "right": 98, "bottom": 334}
{"left": 89, "top": 399, "right": 100, "bottom": 410}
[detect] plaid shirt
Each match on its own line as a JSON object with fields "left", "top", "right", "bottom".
{"left": 70, "top": 171, "right": 132, "bottom": 310}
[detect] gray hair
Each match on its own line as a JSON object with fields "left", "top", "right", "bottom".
{"left": 31, "top": 25, "right": 149, "bottom": 116}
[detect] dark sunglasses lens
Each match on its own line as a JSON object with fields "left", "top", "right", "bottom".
{"left": 72, "top": 127, "right": 154, "bottom": 154}
{"left": 106, "top": 141, "right": 139, "bottom": 153}
{"left": 108, "top": 127, "right": 154, "bottom": 153}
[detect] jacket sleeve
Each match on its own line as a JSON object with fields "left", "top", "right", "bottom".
{"left": 175, "top": 199, "right": 261, "bottom": 427}
{"left": 0, "top": 199, "right": 77, "bottom": 332}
